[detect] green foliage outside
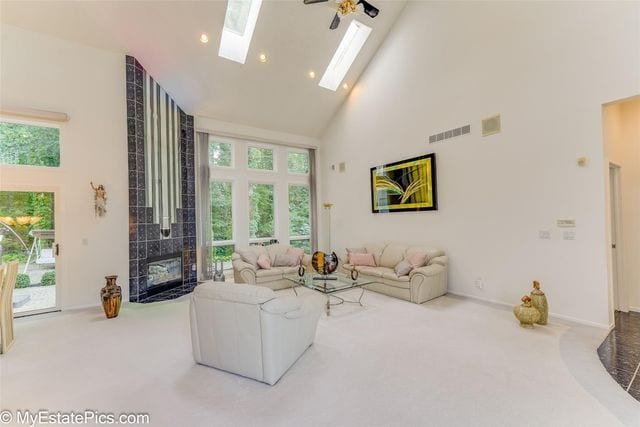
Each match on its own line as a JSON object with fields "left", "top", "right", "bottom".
{"left": 289, "top": 185, "right": 310, "bottom": 237}
{"left": 211, "top": 182, "right": 233, "bottom": 241}
{"left": 211, "top": 244, "right": 234, "bottom": 262}
{"left": 288, "top": 151, "right": 309, "bottom": 174}
{"left": 0, "top": 122, "right": 60, "bottom": 167}
{"left": 249, "top": 183, "right": 274, "bottom": 239}
{"left": 15, "top": 273, "right": 30, "bottom": 288}
{"left": 209, "top": 140, "right": 232, "bottom": 167}
{"left": 290, "top": 238, "right": 311, "bottom": 254}
{"left": 41, "top": 271, "right": 56, "bottom": 286}
{"left": 0, "top": 191, "right": 55, "bottom": 263}
{"left": 247, "top": 146, "right": 274, "bottom": 170}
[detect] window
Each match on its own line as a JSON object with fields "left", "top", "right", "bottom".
{"left": 210, "top": 181, "right": 233, "bottom": 241}
{"left": 248, "top": 183, "right": 275, "bottom": 240}
{"left": 209, "top": 138, "right": 233, "bottom": 168}
{"left": 287, "top": 150, "right": 309, "bottom": 174}
{"left": 247, "top": 146, "right": 274, "bottom": 171}
{"left": 289, "top": 184, "right": 311, "bottom": 253}
{"left": 0, "top": 121, "right": 60, "bottom": 167}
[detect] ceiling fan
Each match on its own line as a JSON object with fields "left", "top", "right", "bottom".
{"left": 303, "top": 0, "right": 380, "bottom": 30}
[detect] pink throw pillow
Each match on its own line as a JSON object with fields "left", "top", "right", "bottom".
{"left": 287, "top": 247, "right": 305, "bottom": 263}
{"left": 350, "top": 253, "right": 376, "bottom": 267}
{"left": 257, "top": 253, "right": 271, "bottom": 270}
{"left": 408, "top": 253, "right": 428, "bottom": 268}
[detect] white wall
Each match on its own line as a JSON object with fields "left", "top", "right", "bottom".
{"left": 0, "top": 25, "right": 129, "bottom": 308}
{"left": 604, "top": 98, "right": 640, "bottom": 312}
{"left": 320, "top": 1, "right": 640, "bottom": 327}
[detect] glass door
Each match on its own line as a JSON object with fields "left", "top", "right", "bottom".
{"left": 0, "top": 191, "right": 57, "bottom": 316}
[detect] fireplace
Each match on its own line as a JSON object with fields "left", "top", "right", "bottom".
{"left": 146, "top": 253, "right": 183, "bottom": 296}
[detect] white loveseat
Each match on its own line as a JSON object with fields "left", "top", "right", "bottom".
{"left": 190, "top": 281, "right": 324, "bottom": 385}
{"left": 232, "top": 244, "right": 311, "bottom": 290}
{"left": 339, "top": 242, "right": 448, "bottom": 304}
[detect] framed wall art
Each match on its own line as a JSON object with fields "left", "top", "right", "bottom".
{"left": 370, "top": 153, "right": 438, "bottom": 213}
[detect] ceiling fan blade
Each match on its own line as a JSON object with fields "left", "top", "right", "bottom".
{"left": 358, "top": 0, "right": 379, "bottom": 18}
{"left": 303, "top": 0, "right": 330, "bottom": 4}
{"left": 329, "top": 13, "right": 341, "bottom": 30}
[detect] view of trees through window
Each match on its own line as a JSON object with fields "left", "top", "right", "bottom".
{"left": 248, "top": 183, "right": 275, "bottom": 239}
{"left": 247, "top": 146, "right": 274, "bottom": 170}
{"left": 0, "top": 122, "right": 60, "bottom": 167}
{"left": 209, "top": 140, "right": 232, "bottom": 167}
{"left": 288, "top": 151, "right": 309, "bottom": 174}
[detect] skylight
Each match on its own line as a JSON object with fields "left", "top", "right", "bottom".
{"left": 319, "top": 20, "right": 372, "bottom": 91}
{"left": 218, "top": 0, "right": 263, "bottom": 64}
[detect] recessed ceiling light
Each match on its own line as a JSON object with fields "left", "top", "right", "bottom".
{"left": 342, "top": 83, "right": 349, "bottom": 90}
{"left": 308, "top": 71, "right": 316, "bottom": 79}
{"left": 319, "top": 20, "right": 372, "bottom": 91}
{"left": 219, "top": 0, "right": 264, "bottom": 64}
{"left": 259, "top": 53, "right": 267, "bottom": 63}
{"left": 200, "top": 33, "right": 209, "bottom": 44}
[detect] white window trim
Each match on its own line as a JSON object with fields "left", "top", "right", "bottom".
{"left": 208, "top": 136, "right": 236, "bottom": 170}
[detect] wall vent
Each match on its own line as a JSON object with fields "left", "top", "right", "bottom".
{"left": 428, "top": 124, "right": 470, "bottom": 143}
{"left": 482, "top": 114, "right": 501, "bottom": 137}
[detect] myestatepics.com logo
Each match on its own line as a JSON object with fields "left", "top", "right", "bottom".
{"left": 0, "top": 409, "right": 150, "bottom": 425}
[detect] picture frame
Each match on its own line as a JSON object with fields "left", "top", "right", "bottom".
{"left": 370, "top": 153, "right": 438, "bottom": 213}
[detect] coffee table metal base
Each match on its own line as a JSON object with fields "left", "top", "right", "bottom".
{"left": 292, "top": 285, "right": 365, "bottom": 316}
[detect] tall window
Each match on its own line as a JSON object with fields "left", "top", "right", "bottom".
{"left": 201, "top": 134, "right": 314, "bottom": 274}
{"left": 0, "top": 121, "right": 60, "bottom": 167}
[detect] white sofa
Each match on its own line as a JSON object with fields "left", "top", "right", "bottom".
{"left": 339, "top": 242, "right": 448, "bottom": 304}
{"left": 190, "top": 281, "right": 324, "bottom": 385}
{"left": 232, "top": 244, "right": 311, "bottom": 290}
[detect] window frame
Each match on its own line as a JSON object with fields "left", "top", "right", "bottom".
{"left": 286, "top": 148, "right": 310, "bottom": 176}
{"left": 208, "top": 136, "right": 235, "bottom": 170}
{"left": 246, "top": 142, "right": 277, "bottom": 173}
{"left": 0, "top": 117, "right": 62, "bottom": 169}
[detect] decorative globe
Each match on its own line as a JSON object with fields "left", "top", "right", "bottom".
{"left": 311, "top": 251, "right": 339, "bottom": 275}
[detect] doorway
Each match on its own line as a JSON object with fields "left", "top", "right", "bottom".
{"left": 609, "top": 164, "right": 627, "bottom": 312}
{"left": 0, "top": 190, "right": 58, "bottom": 316}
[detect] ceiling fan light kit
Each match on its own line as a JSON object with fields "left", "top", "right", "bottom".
{"left": 303, "top": 0, "right": 379, "bottom": 30}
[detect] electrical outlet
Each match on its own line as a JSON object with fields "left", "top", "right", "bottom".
{"left": 563, "top": 231, "right": 576, "bottom": 240}
{"left": 475, "top": 277, "right": 484, "bottom": 290}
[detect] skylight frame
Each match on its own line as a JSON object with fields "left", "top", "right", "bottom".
{"left": 218, "top": 0, "right": 263, "bottom": 64}
{"left": 319, "top": 20, "right": 372, "bottom": 91}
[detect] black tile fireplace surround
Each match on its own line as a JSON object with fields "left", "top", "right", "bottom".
{"left": 126, "top": 55, "right": 197, "bottom": 302}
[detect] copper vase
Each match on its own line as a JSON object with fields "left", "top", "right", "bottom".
{"left": 101, "top": 275, "right": 122, "bottom": 319}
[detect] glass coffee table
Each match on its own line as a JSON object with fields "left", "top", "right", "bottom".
{"left": 284, "top": 271, "right": 374, "bottom": 316}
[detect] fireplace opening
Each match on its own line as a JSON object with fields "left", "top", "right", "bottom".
{"left": 146, "top": 252, "right": 183, "bottom": 296}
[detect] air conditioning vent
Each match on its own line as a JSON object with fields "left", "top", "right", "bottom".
{"left": 428, "top": 124, "right": 470, "bottom": 144}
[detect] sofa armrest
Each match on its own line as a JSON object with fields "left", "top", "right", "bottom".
{"left": 261, "top": 296, "right": 302, "bottom": 315}
{"left": 428, "top": 255, "right": 448, "bottom": 267}
{"left": 232, "top": 256, "right": 257, "bottom": 284}
{"left": 301, "top": 254, "right": 312, "bottom": 269}
{"left": 410, "top": 263, "right": 446, "bottom": 278}
{"left": 283, "top": 293, "right": 324, "bottom": 319}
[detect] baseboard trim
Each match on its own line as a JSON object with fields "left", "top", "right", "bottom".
{"left": 448, "top": 291, "right": 610, "bottom": 330}
{"left": 629, "top": 306, "right": 640, "bottom": 313}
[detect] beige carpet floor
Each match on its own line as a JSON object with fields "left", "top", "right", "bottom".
{"left": 1, "top": 289, "right": 638, "bottom": 426}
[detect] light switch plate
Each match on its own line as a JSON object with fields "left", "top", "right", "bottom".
{"left": 563, "top": 231, "right": 576, "bottom": 240}
{"left": 557, "top": 219, "right": 576, "bottom": 228}
{"left": 539, "top": 230, "right": 551, "bottom": 240}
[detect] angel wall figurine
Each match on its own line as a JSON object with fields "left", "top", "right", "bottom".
{"left": 91, "top": 182, "right": 107, "bottom": 217}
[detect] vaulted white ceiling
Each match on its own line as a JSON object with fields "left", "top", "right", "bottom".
{"left": 0, "top": 0, "right": 406, "bottom": 137}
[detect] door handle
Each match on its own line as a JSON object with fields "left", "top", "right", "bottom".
{"left": 55, "top": 243, "right": 59, "bottom": 256}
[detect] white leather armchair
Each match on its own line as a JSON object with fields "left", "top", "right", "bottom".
{"left": 190, "top": 281, "right": 324, "bottom": 385}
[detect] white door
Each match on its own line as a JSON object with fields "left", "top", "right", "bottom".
{"left": 609, "top": 165, "right": 627, "bottom": 312}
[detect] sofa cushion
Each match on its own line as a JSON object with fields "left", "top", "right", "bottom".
{"left": 394, "top": 259, "right": 413, "bottom": 276}
{"left": 257, "top": 253, "right": 272, "bottom": 269}
{"left": 287, "top": 247, "right": 305, "bottom": 263}
{"left": 195, "top": 281, "right": 275, "bottom": 304}
{"left": 407, "top": 252, "right": 428, "bottom": 268}
{"left": 256, "top": 267, "right": 285, "bottom": 278}
{"left": 265, "top": 244, "right": 289, "bottom": 263}
{"left": 349, "top": 253, "right": 375, "bottom": 267}
{"left": 406, "top": 246, "right": 445, "bottom": 264}
{"left": 363, "top": 242, "right": 387, "bottom": 266}
{"left": 379, "top": 243, "right": 409, "bottom": 268}
{"left": 381, "top": 271, "right": 411, "bottom": 288}
{"left": 238, "top": 250, "right": 260, "bottom": 268}
{"left": 346, "top": 247, "right": 367, "bottom": 254}
{"left": 273, "top": 253, "right": 299, "bottom": 267}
